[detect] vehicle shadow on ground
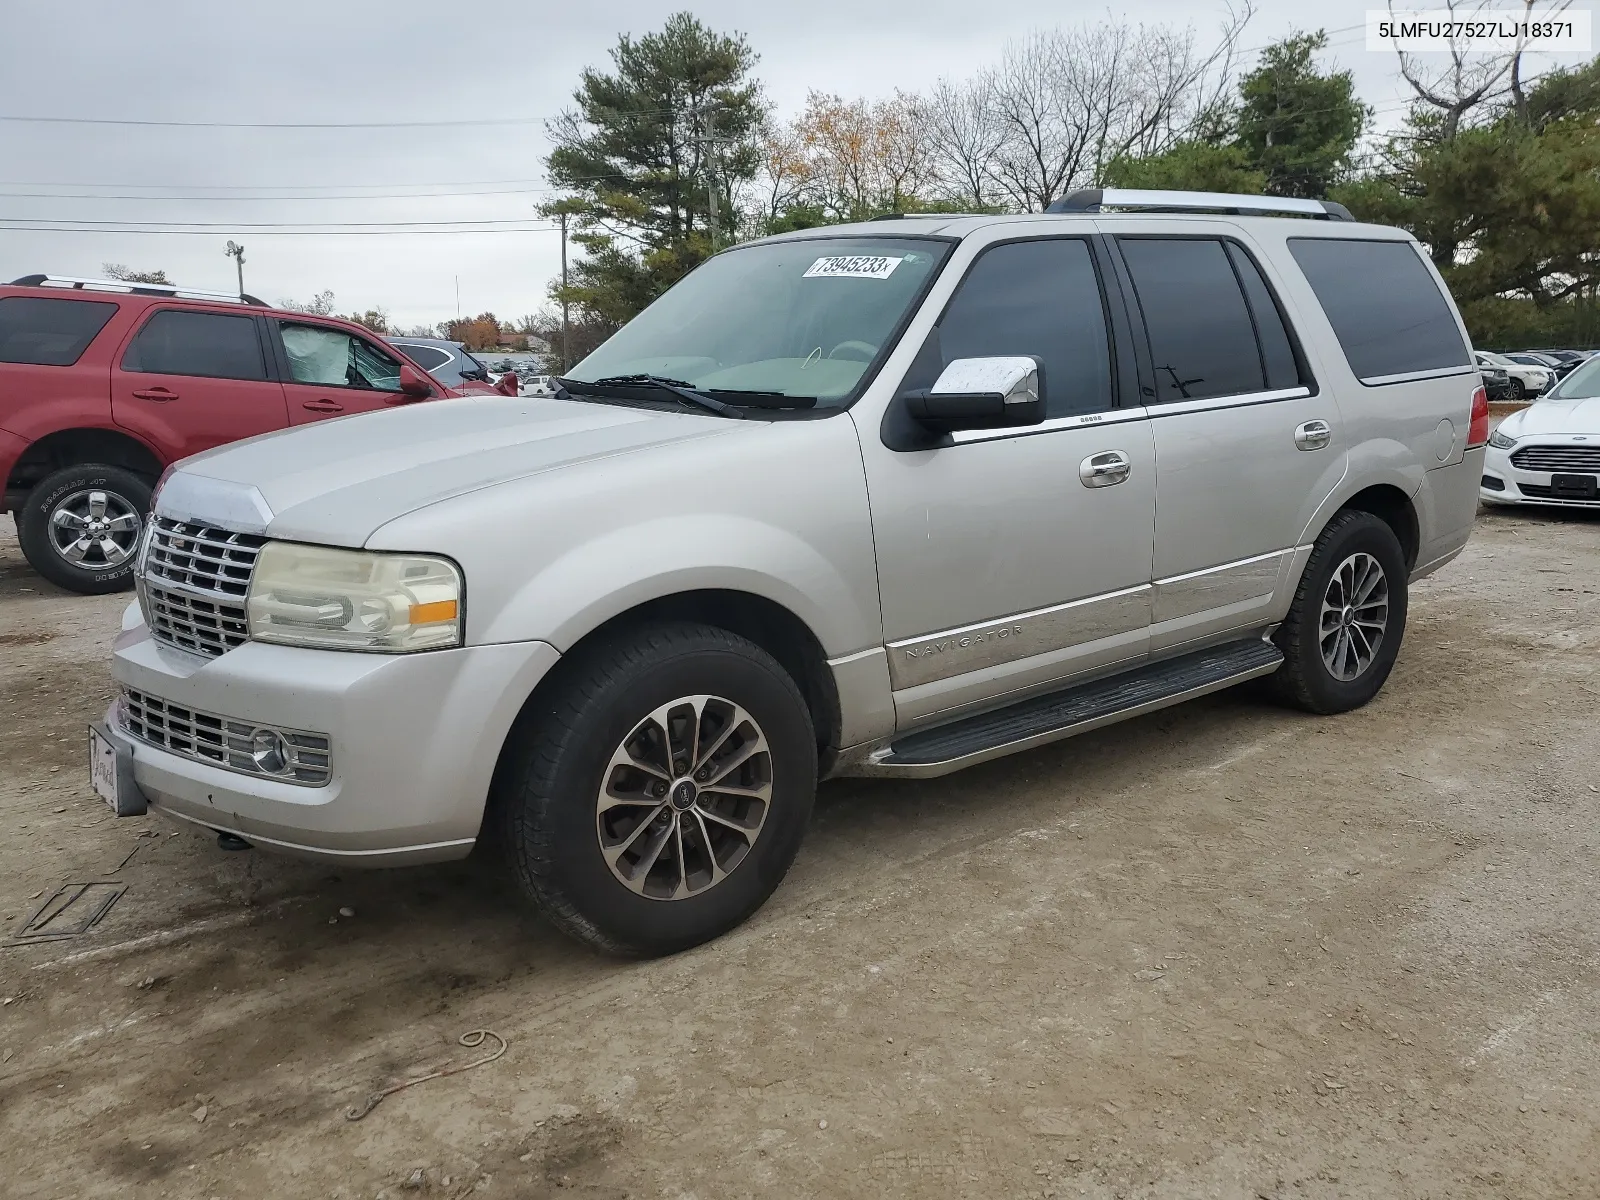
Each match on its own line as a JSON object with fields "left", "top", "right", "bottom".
{"left": 97, "top": 683, "right": 1294, "bottom": 986}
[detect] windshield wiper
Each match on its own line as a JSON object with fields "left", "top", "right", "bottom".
{"left": 575, "top": 374, "right": 744, "bottom": 419}
{"left": 702, "top": 387, "right": 818, "bottom": 410}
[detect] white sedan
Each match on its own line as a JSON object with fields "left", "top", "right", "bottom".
{"left": 1482, "top": 355, "right": 1600, "bottom": 509}
{"left": 1475, "top": 351, "right": 1553, "bottom": 400}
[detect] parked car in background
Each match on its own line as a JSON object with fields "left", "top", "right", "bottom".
{"left": 518, "top": 373, "right": 559, "bottom": 397}
{"left": 94, "top": 191, "right": 1485, "bottom": 956}
{"left": 1482, "top": 353, "right": 1600, "bottom": 509}
{"left": 1510, "top": 351, "right": 1580, "bottom": 380}
{"left": 1475, "top": 350, "right": 1551, "bottom": 400}
{"left": 386, "top": 336, "right": 495, "bottom": 394}
{"left": 1479, "top": 362, "right": 1514, "bottom": 401}
{"left": 1, "top": 274, "right": 457, "bottom": 594}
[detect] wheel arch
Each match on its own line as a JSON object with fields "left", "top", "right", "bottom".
{"left": 502, "top": 588, "right": 843, "bottom": 774}
{"left": 1334, "top": 482, "right": 1420, "bottom": 571}
{"left": 4, "top": 426, "right": 163, "bottom": 509}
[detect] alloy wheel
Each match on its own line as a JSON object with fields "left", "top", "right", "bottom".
{"left": 1319, "top": 552, "right": 1389, "bottom": 682}
{"left": 595, "top": 694, "right": 773, "bottom": 901}
{"left": 47, "top": 489, "right": 143, "bottom": 572}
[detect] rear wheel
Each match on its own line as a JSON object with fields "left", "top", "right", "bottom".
{"left": 17, "top": 464, "right": 151, "bottom": 594}
{"left": 494, "top": 622, "right": 817, "bottom": 957}
{"left": 1267, "top": 510, "right": 1408, "bottom": 714}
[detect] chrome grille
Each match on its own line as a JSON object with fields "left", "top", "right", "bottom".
{"left": 1509, "top": 445, "right": 1600, "bottom": 473}
{"left": 118, "top": 687, "right": 331, "bottom": 786}
{"left": 141, "top": 517, "right": 265, "bottom": 657}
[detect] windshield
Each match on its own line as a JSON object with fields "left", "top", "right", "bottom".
{"left": 567, "top": 236, "right": 951, "bottom": 407}
{"left": 1547, "top": 354, "right": 1600, "bottom": 399}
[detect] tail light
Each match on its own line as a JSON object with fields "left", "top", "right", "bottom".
{"left": 1467, "top": 383, "right": 1489, "bottom": 448}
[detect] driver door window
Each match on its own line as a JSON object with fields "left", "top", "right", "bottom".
{"left": 276, "top": 321, "right": 405, "bottom": 423}
{"left": 925, "top": 238, "right": 1115, "bottom": 419}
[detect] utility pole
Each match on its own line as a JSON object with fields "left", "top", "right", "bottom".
{"left": 706, "top": 159, "right": 719, "bottom": 253}
{"left": 224, "top": 241, "right": 245, "bottom": 296}
{"left": 559, "top": 209, "right": 570, "bottom": 373}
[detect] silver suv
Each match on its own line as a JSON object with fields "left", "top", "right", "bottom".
{"left": 93, "top": 190, "right": 1487, "bottom": 956}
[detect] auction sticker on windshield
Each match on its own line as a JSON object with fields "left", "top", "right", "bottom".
{"left": 803, "top": 255, "right": 903, "bottom": 280}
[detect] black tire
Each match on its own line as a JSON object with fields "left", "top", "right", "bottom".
{"left": 1509, "top": 378, "right": 1526, "bottom": 401}
{"left": 494, "top": 622, "right": 817, "bottom": 957}
{"left": 1267, "top": 510, "right": 1409, "bottom": 715}
{"left": 17, "top": 464, "right": 152, "bottom": 595}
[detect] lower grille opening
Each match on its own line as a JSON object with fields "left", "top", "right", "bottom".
{"left": 118, "top": 687, "right": 332, "bottom": 786}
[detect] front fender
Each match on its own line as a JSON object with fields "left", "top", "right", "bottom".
{"left": 478, "top": 513, "right": 879, "bottom": 656}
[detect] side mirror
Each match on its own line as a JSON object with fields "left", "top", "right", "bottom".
{"left": 902, "top": 356, "right": 1044, "bottom": 433}
{"left": 398, "top": 364, "right": 434, "bottom": 398}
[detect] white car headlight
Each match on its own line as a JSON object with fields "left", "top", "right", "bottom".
{"left": 1488, "top": 429, "right": 1518, "bottom": 450}
{"left": 246, "top": 542, "right": 463, "bottom": 653}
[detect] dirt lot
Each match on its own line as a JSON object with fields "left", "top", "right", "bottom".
{"left": 2, "top": 500, "right": 1599, "bottom": 1200}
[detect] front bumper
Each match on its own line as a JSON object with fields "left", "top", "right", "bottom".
{"left": 1481, "top": 443, "right": 1600, "bottom": 509}
{"left": 108, "top": 615, "right": 560, "bottom": 866}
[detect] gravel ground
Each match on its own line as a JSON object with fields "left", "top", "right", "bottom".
{"left": 1, "top": 499, "right": 1599, "bottom": 1200}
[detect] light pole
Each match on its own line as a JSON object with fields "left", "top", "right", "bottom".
{"left": 224, "top": 241, "right": 245, "bottom": 296}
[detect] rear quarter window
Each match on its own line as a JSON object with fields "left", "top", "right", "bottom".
{"left": 0, "top": 296, "right": 118, "bottom": 366}
{"left": 394, "top": 344, "right": 451, "bottom": 371}
{"left": 1288, "top": 238, "right": 1470, "bottom": 382}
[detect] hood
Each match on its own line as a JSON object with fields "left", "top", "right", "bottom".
{"left": 1500, "top": 395, "right": 1600, "bottom": 439}
{"left": 163, "top": 396, "right": 738, "bottom": 546}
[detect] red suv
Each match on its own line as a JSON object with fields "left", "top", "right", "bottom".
{"left": 1, "top": 275, "right": 468, "bottom": 594}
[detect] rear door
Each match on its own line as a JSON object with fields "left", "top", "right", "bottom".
{"left": 270, "top": 320, "right": 417, "bottom": 422}
{"left": 1109, "top": 229, "right": 1344, "bottom": 651}
{"left": 111, "top": 307, "right": 289, "bottom": 459}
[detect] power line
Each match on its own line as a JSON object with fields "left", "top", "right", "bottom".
{"left": 0, "top": 217, "right": 559, "bottom": 229}
{"left": 0, "top": 107, "right": 681, "bottom": 130}
{"left": 0, "top": 225, "right": 561, "bottom": 237}
{"left": 0, "top": 186, "right": 570, "bottom": 201}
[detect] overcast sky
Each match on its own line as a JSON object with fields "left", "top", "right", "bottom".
{"left": 0, "top": 1, "right": 1588, "bottom": 330}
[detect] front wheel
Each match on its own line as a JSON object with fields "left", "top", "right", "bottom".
{"left": 17, "top": 464, "right": 152, "bottom": 594}
{"left": 1267, "top": 510, "right": 1409, "bottom": 714}
{"left": 1509, "top": 378, "right": 1526, "bottom": 401}
{"left": 494, "top": 622, "right": 817, "bottom": 956}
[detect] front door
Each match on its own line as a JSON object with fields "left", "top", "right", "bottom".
{"left": 271, "top": 320, "right": 412, "bottom": 424}
{"left": 856, "top": 234, "right": 1156, "bottom": 727}
{"left": 1110, "top": 230, "right": 1346, "bottom": 650}
{"left": 111, "top": 307, "right": 288, "bottom": 460}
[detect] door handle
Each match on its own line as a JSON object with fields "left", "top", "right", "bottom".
{"left": 131, "top": 388, "right": 178, "bottom": 402}
{"left": 301, "top": 399, "right": 345, "bottom": 414}
{"left": 1079, "top": 450, "right": 1132, "bottom": 488}
{"left": 1295, "top": 419, "right": 1332, "bottom": 451}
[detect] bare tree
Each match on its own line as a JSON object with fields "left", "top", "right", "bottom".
{"left": 1390, "top": 0, "right": 1573, "bottom": 138}
{"left": 980, "top": 5, "right": 1254, "bottom": 211}
{"left": 278, "top": 290, "right": 336, "bottom": 316}
{"left": 102, "top": 263, "right": 170, "bottom": 285}
{"left": 922, "top": 76, "right": 1007, "bottom": 206}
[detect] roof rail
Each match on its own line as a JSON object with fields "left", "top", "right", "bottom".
{"left": 1045, "top": 189, "right": 1354, "bottom": 221}
{"left": 9, "top": 274, "right": 268, "bottom": 306}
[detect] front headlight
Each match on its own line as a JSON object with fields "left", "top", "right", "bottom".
{"left": 245, "top": 542, "right": 462, "bottom": 653}
{"left": 1488, "top": 429, "right": 1518, "bottom": 450}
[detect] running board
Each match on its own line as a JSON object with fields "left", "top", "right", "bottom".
{"left": 860, "top": 638, "right": 1284, "bottom": 779}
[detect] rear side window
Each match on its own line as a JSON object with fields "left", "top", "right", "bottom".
{"left": 395, "top": 344, "right": 450, "bottom": 370}
{"left": 1119, "top": 238, "right": 1268, "bottom": 403}
{"left": 123, "top": 310, "right": 267, "bottom": 380}
{"left": 1288, "top": 238, "right": 1470, "bottom": 381}
{"left": 0, "top": 297, "right": 117, "bottom": 366}
{"left": 934, "top": 238, "right": 1114, "bottom": 418}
